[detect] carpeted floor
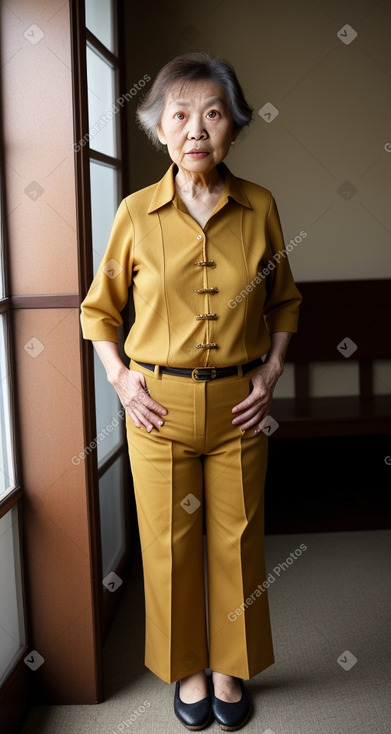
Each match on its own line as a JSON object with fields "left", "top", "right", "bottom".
{"left": 18, "top": 529, "right": 391, "bottom": 734}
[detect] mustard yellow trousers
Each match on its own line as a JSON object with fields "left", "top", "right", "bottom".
{"left": 125, "top": 360, "right": 275, "bottom": 684}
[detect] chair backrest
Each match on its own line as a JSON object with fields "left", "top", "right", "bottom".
{"left": 286, "top": 280, "right": 391, "bottom": 401}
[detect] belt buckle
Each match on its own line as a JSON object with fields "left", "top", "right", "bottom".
{"left": 191, "top": 368, "right": 217, "bottom": 382}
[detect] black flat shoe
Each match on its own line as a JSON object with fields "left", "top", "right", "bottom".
{"left": 211, "top": 677, "right": 251, "bottom": 731}
{"left": 174, "top": 679, "right": 213, "bottom": 731}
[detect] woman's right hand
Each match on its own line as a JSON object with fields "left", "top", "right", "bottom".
{"left": 91, "top": 341, "right": 167, "bottom": 432}
{"left": 111, "top": 367, "right": 167, "bottom": 432}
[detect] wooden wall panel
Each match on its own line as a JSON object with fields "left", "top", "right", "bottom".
{"left": 1, "top": 0, "right": 102, "bottom": 706}
{"left": 1, "top": 0, "right": 79, "bottom": 295}
{"left": 12, "top": 308, "right": 100, "bottom": 703}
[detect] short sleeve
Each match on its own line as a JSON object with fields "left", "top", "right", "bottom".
{"left": 80, "top": 198, "right": 134, "bottom": 342}
{"left": 263, "top": 195, "right": 302, "bottom": 333}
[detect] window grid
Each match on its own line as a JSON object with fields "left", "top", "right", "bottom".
{"left": 0, "top": 150, "right": 21, "bottom": 518}
{"left": 0, "top": 315, "right": 17, "bottom": 503}
{"left": 0, "top": 80, "right": 27, "bottom": 690}
{"left": 85, "top": 2, "right": 125, "bottom": 481}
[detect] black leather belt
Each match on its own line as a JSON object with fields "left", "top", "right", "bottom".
{"left": 136, "top": 356, "right": 264, "bottom": 382}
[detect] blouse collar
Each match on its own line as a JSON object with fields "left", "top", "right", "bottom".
{"left": 147, "top": 160, "right": 252, "bottom": 214}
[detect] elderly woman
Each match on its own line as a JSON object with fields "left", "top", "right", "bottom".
{"left": 81, "top": 52, "right": 301, "bottom": 731}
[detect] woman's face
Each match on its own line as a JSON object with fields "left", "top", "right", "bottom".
{"left": 157, "top": 79, "right": 239, "bottom": 176}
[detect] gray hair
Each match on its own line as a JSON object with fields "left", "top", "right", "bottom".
{"left": 136, "top": 52, "right": 253, "bottom": 150}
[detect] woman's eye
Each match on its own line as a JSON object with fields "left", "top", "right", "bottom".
{"left": 207, "top": 110, "right": 219, "bottom": 118}
{"left": 175, "top": 113, "right": 185, "bottom": 120}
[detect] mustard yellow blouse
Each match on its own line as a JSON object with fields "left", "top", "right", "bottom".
{"left": 80, "top": 161, "right": 302, "bottom": 368}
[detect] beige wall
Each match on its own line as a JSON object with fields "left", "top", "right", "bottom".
{"left": 124, "top": 0, "right": 391, "bottom": 283}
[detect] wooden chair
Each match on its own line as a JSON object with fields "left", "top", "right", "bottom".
{"left": 271, "top": 280, "right": 391, "bottom": 438}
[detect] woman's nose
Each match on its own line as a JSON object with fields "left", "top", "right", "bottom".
{"left": 187, "top": 119, "right": 207, "bottom": 139}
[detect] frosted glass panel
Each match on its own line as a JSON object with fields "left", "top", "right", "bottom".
{"left": 90, "top": 160, "right": 118, "bottom": 274}
{"left": 86, "top": 47, "right": 117, "bottom": 157}
{"left": 99, "top": 457, "right": 126, "bottom": 577}
{"left": 0, "top": 243, "right": 5, "bottom": 299}
{"left": 85, "top": 0, "right": 114, "bottom": 52}
{"left": 373, "top": 360, "right": 391, "bottom": 395}
{"left": 0, "top": 316, "right": 16, "bottom": 501}
{"left": 94, "top": 350, "right": 123, "bottom": 466}
{"left": 309, "top": 361, "right": 359, "bottom": 397}
{"left": 272, "top": 363, "right": 295, "bottom": 399}
{"left": 0, "top": 507, "right": 26, "bottom": 683}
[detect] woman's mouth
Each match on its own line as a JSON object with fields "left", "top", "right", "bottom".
{"left": 186, "top": 151, "right": 210, "bottom": 158}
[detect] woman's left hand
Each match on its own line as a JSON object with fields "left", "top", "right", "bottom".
{"left": 231, "top": 361, "right": 283, "bottom": 433}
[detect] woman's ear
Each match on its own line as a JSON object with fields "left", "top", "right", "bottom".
{"left": 156, "top": 122, "right": 166, "bottom": 145}
{"left": 231, "top": 125, "right": 241, "bottom": 144}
